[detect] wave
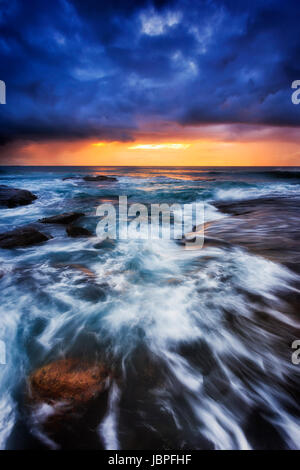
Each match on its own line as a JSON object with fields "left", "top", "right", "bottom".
{"left": 0, "top": 167, "right": 300, "bottom": 449}
{"left": 211, "top": 182, "right": 300, "bottom": 202}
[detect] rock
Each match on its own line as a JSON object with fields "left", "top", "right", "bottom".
{"left": 0, "top": 227, "right": 51, "bottom": 249}
{"left": 206, "top": 198, "right": 300, "bottom": 267}
{"left": 63, "top": 175, "right": 117, "bottom": 182}
{"left": 27, "top": 358, "right": 111, "bottom": 449}
{"left": 83, "top": 175, "right": 117, "bottom": 182}
{"left": 0, "top": 185, "right": 37, "bottom": 208}
{"left": 74, "top": 283, "right": 107, "bottom": 303}
{"left": 203, "top": 236, "right": 232, "bottom": 249}
{"left": 38, "top": 212, "right": 84, "bottom": 225}
{"left": 93, "top": 238, "right": 116, "bottom": 249}
{"left": 66, "top": 225, "right": 92, "bottom": 238}
{"left": 245, "top": 407, "right": 287, "bottom": 450}
{"left": 54, "top": 263, "right": 96, "bottom": 279}
{"left": 29, "top": 358, "right": 109, "bottom": 406}
{"left": 214, "top": 198, "right": 280, "bottom": 216}
{"left": 62, "top": 176, "right": 80, "bottom": 181}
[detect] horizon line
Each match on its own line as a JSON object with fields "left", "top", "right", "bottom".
{"left": 1, "top": 164, "right": 300, "bottom": 168}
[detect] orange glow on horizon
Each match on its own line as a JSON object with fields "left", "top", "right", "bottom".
{"left": 128, "top": 143, "right": 191, "bottom": 150}
{"left": 3, "top": 127, "right": 300, "bottom": 166}
{"left": 91, "top": 142, "right": 107, "bottom": 147}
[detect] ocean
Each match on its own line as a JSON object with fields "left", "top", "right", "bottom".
{"left": 0, "top": 166, "right": 299, "bottom": 450}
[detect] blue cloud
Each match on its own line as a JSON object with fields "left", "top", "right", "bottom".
{"left": 0, "top": 0, "right": 299, "bottom": 152}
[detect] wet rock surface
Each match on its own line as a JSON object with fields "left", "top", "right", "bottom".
{"left": 2, "top": 168, "right": 300, "bottom": 450}
{"left": 62, "top": 176, "right": 81, "bottom": 181}
{"left": 207, "top": 197, "right": 300, "bottom": 267}
{"left": 29, "top": 358, "right": 109, "bottom": 405}
{"left": 0, "top": 185, "right": 37, "bottom": 208}
{"left": 83, "top": 175, "right": 117, "bottom": 182}
{"left": 38, "top": 212, "right": 84, "bottom": 225}
{"left": 214, "top": 198, "right": 286, "bottom": 216}
{"left": 27, "top": 358, "right": 111, "bottom": 449}
{"left": 0, "top": 227, "right": 51, "bottom": 249}
{"left": 62, "top": 175, "right": 117, "bottom": 182}
{"left": 66, "top": 224, "right": 92, "bottom": 238}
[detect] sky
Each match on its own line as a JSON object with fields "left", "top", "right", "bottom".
{"left": 0, "top": 0, "right": 299, "bottom": 166}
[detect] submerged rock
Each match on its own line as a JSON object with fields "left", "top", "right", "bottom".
{"left": 54, "top": 263, "right": 96, "bottom": 278}
{"left": 66, "top": 224, "right": 92, "bottom": 238}
{"left": 38, "top": 212, "right": 84, "bottom": 225}
{"left": 93, "top": 238, "right": 116, "bottom": 249}
{"left": 0, "top": 227, "right": 50, "bottom": 249}
{"left": 83, "top": 175, "right": 117, "bottom": 182}
{"left": 0, "top": 185, "right": 37, "bottom": 208}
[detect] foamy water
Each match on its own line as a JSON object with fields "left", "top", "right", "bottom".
{"left": 0, "top": 166, "right": 299, "bottom": 449}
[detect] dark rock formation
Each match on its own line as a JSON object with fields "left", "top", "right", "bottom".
{"left": 66, "top": 225, "right": 92, "bottom": 238}
{"left": 38, "top": 212, "right": 84, "bottom": 225}
{"left": 62, "top": 176, "right": 80, "bottom": 181}
{"left": 0, "top": 185, "right": 37, "bottom": 208}
{"left": 83, "top": 175, "right": 117, "bottom": 182}
{"left": 63, "top": 175, "right": 117, "bottom": 182}
{"left": 93, "top": 238, "right": 116, "bottom": 249}
{"left": 0, "top": 227, "right": 51, "bottom": 249}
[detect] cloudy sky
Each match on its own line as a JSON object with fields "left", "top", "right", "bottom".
{"left": 0, "top": 0, "right": 299, "bottom": 165}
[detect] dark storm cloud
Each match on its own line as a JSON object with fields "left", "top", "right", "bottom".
{"left": 0, "top": 0, "right": 299, "bottom": 150}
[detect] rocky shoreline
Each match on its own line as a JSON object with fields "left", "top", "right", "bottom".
{"left": 0, "top": 175, "right": 117, "bottom": 248}
{"left": 1, "top": 175, "right": 299, "bottom": 449}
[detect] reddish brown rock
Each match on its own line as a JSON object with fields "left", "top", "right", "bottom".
{"left": 55, "top": 263, "right": 96, "bottom": 278}
{"left": 29, "top": 358, "right": 109, "bottom": 406}
{"left": 27, "top": 358, "right": 111, "bottom": 449}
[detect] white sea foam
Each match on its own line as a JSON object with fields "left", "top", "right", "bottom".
{"left": 0, "top": 168, "right": 299, "bottom": 449}
{"left": 99, "top": 383, "right": 120, "bottom": 450}
{"left": 213, "top": 183, "right": 300, "bottom": 202}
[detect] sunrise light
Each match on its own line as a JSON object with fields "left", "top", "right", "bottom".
{"left": 128, "top": 143, "right": 191, "bottom": 150}
{"left": 92, "top": 142, "right": 108, "bottom": 147}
